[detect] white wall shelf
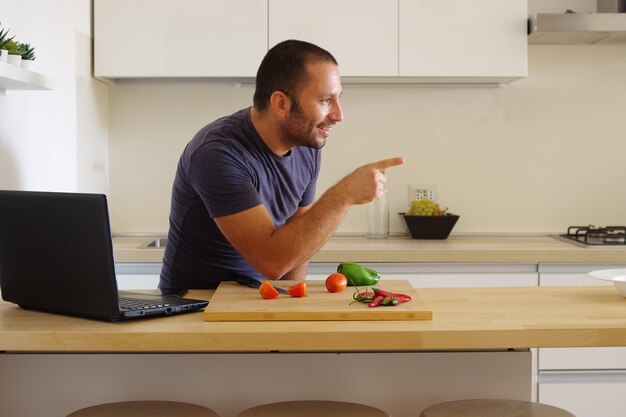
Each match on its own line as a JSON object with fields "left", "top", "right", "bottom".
{"left": 0, "top": 61, "right": 54, "bottom": 90}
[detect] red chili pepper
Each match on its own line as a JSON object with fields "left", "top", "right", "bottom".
{"left": 368, "top": 295, "right": 385, "bottom": 308}
{"left": 372, "top": 287, "right": 392, "bottom": 297}
{"left": 352, "top": 290, "right": 375, "bottom": 303}
{"left": 358, "top": 291, "right": 375, "bottom": 299}
{"left": 372, "top": 287, "right": 412, "bottom": 303}
{"left": 352, "top": 287, "right": 412, "bottom": 307}
{"left": 380, "top": 296, "right": 399, "bottom": 306}
{"left": 393, "top": 294, "right": 412, "bottom": 303}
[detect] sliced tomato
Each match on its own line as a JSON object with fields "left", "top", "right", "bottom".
{"left": 259, "top": 280, "right": 280, "bottom": 299}
{"left": 325, "top": 273, "right": 348, "bottom": 293}
{"left": 288, "top": 281, "right": 307, "bottom": 297}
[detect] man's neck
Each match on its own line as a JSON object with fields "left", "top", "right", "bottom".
{"left": 250, "top": 108, "right": 292, "bottom": 156}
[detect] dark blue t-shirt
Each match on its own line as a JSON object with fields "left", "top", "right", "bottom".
{"left": 159, "top": 108, "right": 320, "bottom": 289}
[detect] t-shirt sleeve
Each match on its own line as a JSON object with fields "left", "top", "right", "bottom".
{"left": 299, "top": 150, "right": 321, "bottom": 207}
{"left": 187, "top": 140, "right": 261, "bottom": 218}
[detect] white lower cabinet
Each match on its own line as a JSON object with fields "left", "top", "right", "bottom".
{"left": 116, "top": 262, "right": 541, "bottom": 289}
{"left": 538, "top": 263, "right": 626, "bottom": 417}
{"left": 115, "top": 263, "right": 162, "bottom": 290}
{"left": 308, "top": 262, "right": 538, "bottom": 288}
{"left": 539, "top": 374, "right": 626, "bottom": 417}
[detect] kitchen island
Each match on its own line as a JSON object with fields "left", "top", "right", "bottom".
{"left": 4, "top": 286, "right": 626, "bottom": 352}
{"left": 3, "top": 285, "right": 626, "bottom": 417}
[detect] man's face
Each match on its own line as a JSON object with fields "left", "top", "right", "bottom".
{"left": 279, "top": 61, "right": 343, "bottom": 150}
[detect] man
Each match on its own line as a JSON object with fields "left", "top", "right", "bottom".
{"left": 159, "top": 40, "right": 403, "bottom": 289}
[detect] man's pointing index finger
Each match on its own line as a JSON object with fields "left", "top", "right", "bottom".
{"left": 372, "top": 157, "right": 405, "bottom": 172}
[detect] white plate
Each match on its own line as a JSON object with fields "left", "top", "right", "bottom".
{"left": 588, "top": 269, "right": 626, "bottom": 296}
{"left": 588, "top": 269, "right": 626, "bottom": 282}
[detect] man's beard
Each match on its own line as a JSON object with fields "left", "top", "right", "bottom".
{"left": 279, "top": 101, "right": 328, "bottom": 150}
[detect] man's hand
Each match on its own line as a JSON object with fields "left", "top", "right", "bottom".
{"left": 334, "top": 157, "right": 405, "bottom": 205}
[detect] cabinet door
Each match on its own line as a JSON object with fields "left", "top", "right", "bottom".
{"left": 115, "top": 274, "right": 160, "bottom": 290}
{"left": 115, "top": 263, "right": 162, "bottom": 290}
{"left": 539, "top": 378, "right": 626, "bottom": 417}
{"left": 269, "top": 0, "right": 398, "bottom": 77}
{"left": 399, "top": 0, "right": 527, "bottom": 79}
{"left": 307, "top": 263, "right": 538, "bottom": 288}
{"left": 95, "top": 0, "right": 267, "bottom": 78}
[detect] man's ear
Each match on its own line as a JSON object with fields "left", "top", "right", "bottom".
{"left": 269, "top": 91, "right": 291, "bottom": 119}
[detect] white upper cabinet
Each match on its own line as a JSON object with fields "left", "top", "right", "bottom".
{"left": 268, "top": 0, "right": 398, "bottom": 77}
{"left": 94, "top": 0, "right": 268, "bottom": 78}
{"left": 399, "top": 0, "right": 528, "bottom": 83}
{"left": 94, "top": 0, "right": 528, "bottom": 83}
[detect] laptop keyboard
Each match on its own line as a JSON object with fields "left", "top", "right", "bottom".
{"left": 119, "top": 297, "right": 170, "bottom": 311}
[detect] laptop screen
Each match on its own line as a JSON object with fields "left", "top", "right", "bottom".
{"left": 0, "top": 191, "right": 121, "bottom": 318}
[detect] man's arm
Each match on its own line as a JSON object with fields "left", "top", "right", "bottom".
{"left": 280, "top": 262, "right": 309, "bottom": 281}
{"left": 214, "top": 157, "right": 404, "bottom": 280}
{"left": 279, "top": 205, "right": 312, "bottom": 280}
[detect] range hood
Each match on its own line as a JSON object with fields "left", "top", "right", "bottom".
{"left": 529, "top": 13, "right": 626, "bottom": 44}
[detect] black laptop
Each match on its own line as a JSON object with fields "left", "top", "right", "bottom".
{"left": 0, "top": 190, "right": 208, "bottom": 321}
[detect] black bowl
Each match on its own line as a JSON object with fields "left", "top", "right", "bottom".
{"left": 400, "top": 213, "right": 460, "bottom": 239}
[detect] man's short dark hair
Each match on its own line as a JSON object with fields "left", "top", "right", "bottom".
{"left": 253, "top": 40, "right": 338, "bottom": 112}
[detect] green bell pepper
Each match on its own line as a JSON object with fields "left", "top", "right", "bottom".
{"left": 337, "top": 262, "right": 380, "bottom": 286}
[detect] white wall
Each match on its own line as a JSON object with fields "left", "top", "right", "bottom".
{"left": 106, "top": 44, "right": 626, "bottom": 235}
{"left": 0, "top": 0, "right": 108, "bottom": 193}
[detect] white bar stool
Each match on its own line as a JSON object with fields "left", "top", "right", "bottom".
{"left": 419, "top": 399, "right": 575, "bottom": 417}
{"left": 66, "top": 400, "right": 220, "bottom": 417}
{"left": 237, "top": 400, "right": 390, "bottom": 417}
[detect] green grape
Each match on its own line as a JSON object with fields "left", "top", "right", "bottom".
{"left": 407, "top": 197, "right": 447, "bottom": 216}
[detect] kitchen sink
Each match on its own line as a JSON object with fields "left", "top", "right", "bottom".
{"left": 145, "top": 237, "right": 167, "bottom": 248}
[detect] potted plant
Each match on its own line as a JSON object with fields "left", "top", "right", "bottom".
{"left": 0, "top": 22, "right": 14, "bottom": 63}
{"left": 18, "top": 42, "right": 35, "bottom": 70}
{"left": 4, "top": 39, "right": 21, "bottom": 65}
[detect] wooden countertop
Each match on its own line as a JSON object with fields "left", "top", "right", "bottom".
{"left": 3, "top": 285, "right": 626, "bottom": 352}
{"left": 113, "top": 235, "right": 626, "bottom": 264}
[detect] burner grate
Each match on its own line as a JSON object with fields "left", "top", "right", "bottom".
{"left": 563, "top": 225, "right": 626, "bottom": 245}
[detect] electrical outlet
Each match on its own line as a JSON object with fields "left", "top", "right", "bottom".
{"left": 414, "top": 188, "right": 435, "bottom": 201}
{"left": 408, "top": 185, "right": 436, "bottom": 203}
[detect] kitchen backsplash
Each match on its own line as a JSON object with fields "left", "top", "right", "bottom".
{"left": 107, "top": 45, "right": 626, "bottom": 235}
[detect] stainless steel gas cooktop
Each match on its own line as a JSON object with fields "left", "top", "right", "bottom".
{"left": 559, "top": 225, "right": 626, "bottom": 246}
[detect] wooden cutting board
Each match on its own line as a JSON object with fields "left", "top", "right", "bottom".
{"left": 203, "top": 280, "right": 432, "bottom": 321}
